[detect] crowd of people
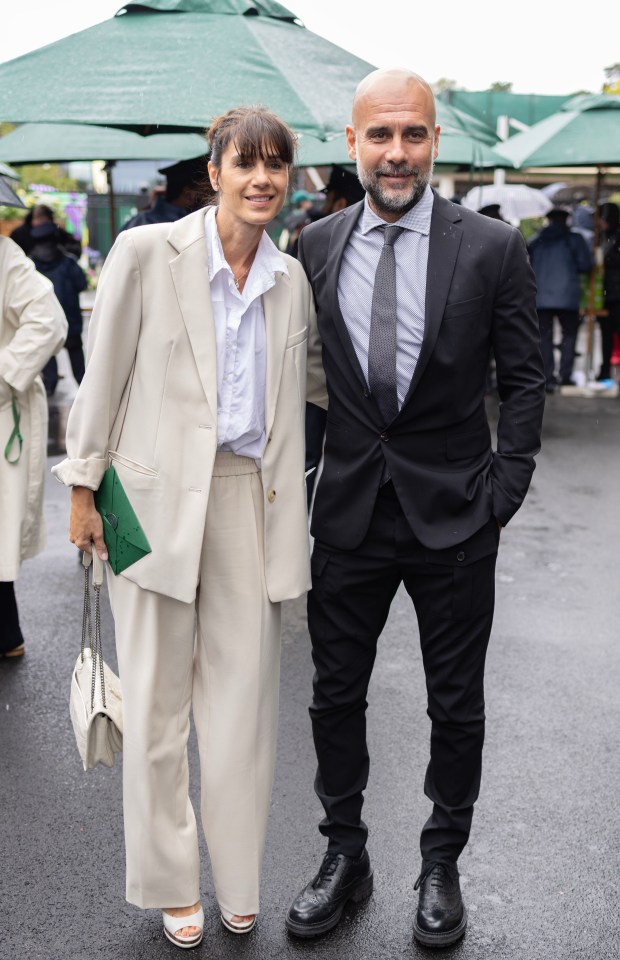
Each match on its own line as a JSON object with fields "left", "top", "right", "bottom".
{"left": 0, "top": 67, "right": 618, "bottom": 953}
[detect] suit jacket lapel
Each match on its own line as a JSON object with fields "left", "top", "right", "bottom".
{"left": 326, "top": 202, "right": 368, "bottom": 389}
{"left": 402, "top": 196, "right": 463, "bottom": 406}
{"left": 263, "top": 272, "right": 292, "bottom": 438}
{"left": 168, "top": 209, "right": 218, "bottom": 423}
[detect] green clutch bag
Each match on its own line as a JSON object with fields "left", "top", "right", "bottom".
{"left": 94, "top": 466, "right": 152, "bottom": 574}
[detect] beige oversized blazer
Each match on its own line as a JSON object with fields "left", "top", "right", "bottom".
{"left": 53, "top": 208, "right": 326, "bottom": 604}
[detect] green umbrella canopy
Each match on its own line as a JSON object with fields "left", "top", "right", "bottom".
{"left": 495, "top": 93, "right": 620, "bottom": 168}
{"left": 0, "top": 116, "right": 507, "bottom": 170}
{"left": 297, "top": 128, "right": 513, "bottom": 170}
{"left": 0, "top": 0, "right": 377, "bottom": 140}
{"left": 0, "top": 123, "right": 209, "bottom": 163}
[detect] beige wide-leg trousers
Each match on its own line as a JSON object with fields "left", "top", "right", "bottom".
{"left": 107, "top": 452, "right": 282, "bottom": 916}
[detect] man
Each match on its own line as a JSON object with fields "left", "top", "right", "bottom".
{"left": 288, "top": 69, "right": 545, "bottom": 948}
{"left": 119, "top": 155, "right": 208, "bottom": 230}
{"left": 527, "top": 206, "right": 592, "bottom": 391}
{"left": 320, "top": 164, "right": 366, "bottom": 217}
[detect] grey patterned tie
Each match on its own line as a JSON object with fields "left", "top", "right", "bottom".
{"left": 368, "top": 225, "right": 404, "bottom": 423}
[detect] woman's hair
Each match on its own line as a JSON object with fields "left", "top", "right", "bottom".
{"left": 207, "top": 106, "right": 296, "bottom": 170}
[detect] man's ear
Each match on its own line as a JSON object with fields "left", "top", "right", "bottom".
{"left": 345, "top": 125, "right": 357, "bottom": 162}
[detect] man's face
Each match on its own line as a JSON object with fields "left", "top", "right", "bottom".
{"left": 346, "top": 78, "right": 439, "bottom": 222}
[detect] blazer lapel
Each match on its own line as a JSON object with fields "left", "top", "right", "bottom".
{"left": 168, "top": 210, "right": 218, "bottom": 422}
{"left": 402, "top": 196, "right": 463, "bottom": 406}
{"left": 325, "top": 202, "right": 368, "bottom": 389}
{"left": 263, "top": 272, "right": 292, "bottom": 438}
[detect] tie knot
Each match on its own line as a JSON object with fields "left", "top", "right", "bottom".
{"left": 382, "top": 225, "right": 404, "bottom": 247}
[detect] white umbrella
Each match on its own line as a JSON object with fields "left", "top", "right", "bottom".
{"left": 0, "top": 177, "right": 24, "bottom": 208}
{"left": 462, "top": 184, "right": 553, "bottom": 224}
{"left": 0, "top": 161, "right": 20, "bottom": 179}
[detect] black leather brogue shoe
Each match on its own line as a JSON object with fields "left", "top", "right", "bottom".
{"left": 412, "top": 859, "right": 467, "bottom": 947}
{"left": 285, "top": 850, "right": 373, "bottom": 938}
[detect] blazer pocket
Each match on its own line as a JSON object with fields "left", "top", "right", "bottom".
{"left": 108, "top": 450, "right": 158, "bottom": 477}
{"left": 286, "top": 326, "right": 308, "bottom": 348}
{"left": 443, "top": 295, "right": 483, "bottom": 319}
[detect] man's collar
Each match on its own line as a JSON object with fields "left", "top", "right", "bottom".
{"left": 360, "top": 184, "right": 434, "bottom": 236}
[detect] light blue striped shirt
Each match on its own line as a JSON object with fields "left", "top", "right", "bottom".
{"left": 337, "top": 185, "right": 433, "bottom": 407}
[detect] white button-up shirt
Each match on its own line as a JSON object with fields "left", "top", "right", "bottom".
{"left": 204, "top": 205, "right": 288, "bottom": 462}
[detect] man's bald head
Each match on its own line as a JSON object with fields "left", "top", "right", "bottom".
{"left": 345, "top": 67, "right": 440, "bottom": 221}
{"left": 351, "top": 69, "right": 436, "bottom": 129}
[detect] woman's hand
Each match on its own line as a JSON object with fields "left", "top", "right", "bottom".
{"left": 70, "top": 486, "right": 108, "bottom": 560}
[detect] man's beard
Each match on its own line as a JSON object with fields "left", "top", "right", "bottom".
{"left": 356, "top": 157, "right": 433, "bottom": 216}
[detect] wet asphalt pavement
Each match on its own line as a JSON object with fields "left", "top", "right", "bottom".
{"left": 1, "top": 370, "right": 619, "bottom": 960}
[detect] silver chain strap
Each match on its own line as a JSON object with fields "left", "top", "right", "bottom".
{"left": 81, "top": 556, "right": 107, "bottom": 712}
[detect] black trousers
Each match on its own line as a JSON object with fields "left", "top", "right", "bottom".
{"left": 537, "top": 308, "right": 581, "bottom": 384}
{"left": 0, "top": 581, "right": 24, "bottom": 653}
{"left": 308, "top": 481, "right": 499, "bottom": 863}
{"left": 41, "top": 334, "right": 85, "bottom": 396}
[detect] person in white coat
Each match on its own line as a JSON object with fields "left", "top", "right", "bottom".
{"left": 0, "top": 235, "right": 67, "bottom": 657}
{"left": 53, "top": 106, "right": 326, "bottom": 949}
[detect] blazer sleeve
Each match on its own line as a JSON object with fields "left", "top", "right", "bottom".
{"left": 490, "top": 227, "right": 546, "bottom": 526}
{"left": 52, "top": 232, "right": 142, "bottom": 490}
{"left": 0, "top": 239, "right": 67, "bottom": 396}
{"left": 298, "top": 228, "right": 328, "bottom": 410}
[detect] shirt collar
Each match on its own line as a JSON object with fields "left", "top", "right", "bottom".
{"left": 360, "top": 184, "right": 434, "bottom": 237}
{"left": 204, "top": 205, "right": 288, "bottom": 288}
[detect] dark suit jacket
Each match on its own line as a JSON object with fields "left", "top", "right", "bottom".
{"left": 299, "top": 192, "right": 545, "bottom": 551}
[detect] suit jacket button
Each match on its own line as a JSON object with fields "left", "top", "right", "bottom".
{"left": 380, "top": 432, "right": 389, "bottom": 442}
{"left": 457, "top": 551, "right": 465, "bottom": 561}
{"left": 363, "top": 389, "right": 370, "bottom": 398}
{"left": 267, "top": 489, "right": 276, "bottom": 503}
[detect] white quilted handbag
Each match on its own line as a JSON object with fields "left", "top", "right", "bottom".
{"left": 69, "top": 551, "right": 123, "bottom": 770}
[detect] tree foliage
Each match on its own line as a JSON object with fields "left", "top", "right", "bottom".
{"left": 13, "top": 163, "right": 79, "bottom": 193}
{"left": 432, "top": 77, "right": 459, "bottom": 94}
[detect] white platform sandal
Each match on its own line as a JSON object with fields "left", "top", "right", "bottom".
{"left": 162, "top": 905, "right": 204, "bottom": 949}
{"left": 221, "top": 911, "right": 256, "bottom": 934}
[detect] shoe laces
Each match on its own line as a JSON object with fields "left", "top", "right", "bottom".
{"left": 314, "top": 852, "right": 342, "bottom": 887}
{"left": 414, "top": 860, "right": 454, "bottom": 891}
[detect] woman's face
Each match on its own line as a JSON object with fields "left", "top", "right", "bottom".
{"left": 208, "top": 139, "right": 289, "bottom": 228}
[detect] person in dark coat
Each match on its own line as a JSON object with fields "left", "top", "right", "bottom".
{"left": 10, "top": 205, "right": 82, "bottom": 259}
{"left": 28, "top": 207, "right": 87, "bottom": 394}
{"left": 527, "top": 207, "right": 592, "bottom": 390}
{"left": 597, "top": 202, "right": 620, "bottom": 380}
{"left": 119, "top": 155, "right": 208, "bottom": 230}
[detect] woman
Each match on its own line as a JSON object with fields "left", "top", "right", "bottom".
{"left": 0, "top": 234, "right": 66, "bottom": 658}
{"left": 53, "top": 106, "right": 325, "bottom": 948}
